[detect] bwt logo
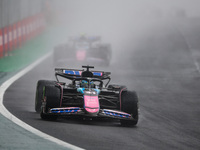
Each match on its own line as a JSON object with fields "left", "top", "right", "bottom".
{"left": 85, "top": 91, "right": 96, "bottom": 94}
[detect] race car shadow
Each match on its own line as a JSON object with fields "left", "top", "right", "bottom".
{"left": 62, "top": 116, "right": 120, "bottom": 127}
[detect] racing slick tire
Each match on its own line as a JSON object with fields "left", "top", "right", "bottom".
{"left": 40, "top": 85, "right": 61, "bottom": 120}
{"left": 120, "top": 91, "right": 139, "bottom": 126}
{"left": 35, "top": 80, "right": 56, "bottom": 113}
{"left": 101, "top": 44, "right": 111, "bottom": 66}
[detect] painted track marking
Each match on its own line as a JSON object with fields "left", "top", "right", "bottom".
{"left": 0, "top": 52, "right": 84, "bottom": 150}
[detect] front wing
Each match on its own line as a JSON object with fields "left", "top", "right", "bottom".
{"left": 46, "top": 107, "right": 135, "bottom": 120}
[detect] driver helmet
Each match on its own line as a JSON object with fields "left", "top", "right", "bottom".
{"left": 80, "top": 80, "right": 95, "bottom": 88}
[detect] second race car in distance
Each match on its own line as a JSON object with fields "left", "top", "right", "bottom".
{"left": 53, "top": 35, "right": 112, "bottom": 67}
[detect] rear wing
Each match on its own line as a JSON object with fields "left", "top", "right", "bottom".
{"left": 69, "top": 36, "right": 101, "bottom": 43}
{"left": 55, "top": 68, "right": 111, "bottom": 79}
{"left": 55, "top": 68, "right": 111, "bottom": 87}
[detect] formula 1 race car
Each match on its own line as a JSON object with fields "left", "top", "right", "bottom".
{"left": 53, "top": 35, "right": 112, "bottom": 67}
{"left": 35, "top": 66, "right": 138, "bottom": 126}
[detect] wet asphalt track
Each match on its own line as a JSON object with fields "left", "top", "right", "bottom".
{"left": 3, "top": 20, "right": 200, "bottom": 150}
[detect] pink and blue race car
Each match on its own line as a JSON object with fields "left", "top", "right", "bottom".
{"left": 35, "top": 66, "right": 139, "bottom": 126}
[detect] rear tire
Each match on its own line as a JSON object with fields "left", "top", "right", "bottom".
{"left": 108, "top": 84, "right": 126, "bottom": 91}
{"left": 101, "top": 44, "right": 111, "bottom": 66}
{"left": 40, "top": 85, "right": 61, "bottom": 120}
{"left": 35, "top": 80, "right": 56, "bottom": 113}
{"left": 120, "top": 91, "right": 139, "bottom": 126}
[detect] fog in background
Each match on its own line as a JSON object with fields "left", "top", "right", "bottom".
{"left": 50, "top": 0, "right": 200, "bottom": 65}
{"left": 51, "top": 0, "right": 200, "bottom": 36}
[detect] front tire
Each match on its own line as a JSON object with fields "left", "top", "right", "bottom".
{"left": 35, "top": 80, "right": 56, "bottom": 113}
{"left": 40, "top": 85, "right": 61, "bottom": 120}
{"left": 120, "top": 91, "right": 139, "bottom": 126}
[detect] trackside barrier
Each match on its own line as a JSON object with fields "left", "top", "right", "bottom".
{"left": 25, "top": 17, "right": 30, "bottom": 41}
{"left": 13, "top": 23, "right": 18, "bottom": 50}
{"left": 31, "top": 15, "right": 36, "bottom": 38}
{"left": 21, "top": 19, "right": 27, "bottom": 44}
{"left": 0, "top": 12, "right": 46, "bottom": 58}
{"left": 8, "top": 25, "right": 13, "bottom": 52}
{"left": 0, "top": 29, "right": 3, "bottom": 58}
{"left": 3, "top": 26, "right": 8, "bottom": 55}
{"left": 17, "top": 21, "right": 22, "bottom": 48}
{"left": 28, "top": 17, "right": 33, "bottom": 40}
{"left": 31, "top": 16, "right": 35, "bottom": 39}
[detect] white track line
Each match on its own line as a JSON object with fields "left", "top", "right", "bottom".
{"left": 0, "top": 52, "right": 84, "bottom": 150}
{"left": 179, "top": 29, "right": 200, "bottom": 74}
